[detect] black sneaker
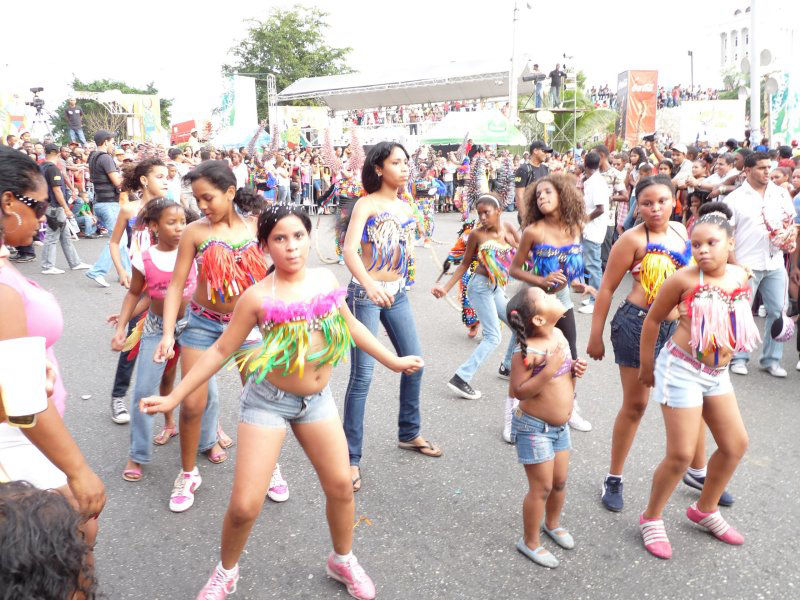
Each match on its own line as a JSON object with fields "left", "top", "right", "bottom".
{"left": 447, "top": 374, "right": 482, "bottom": 400}
{"left": 497, "top": 364, "right": 511, "bottom": 380}
{"left": 601, "top": 476, "right": 624, "bottom": 512}
{"left": 682, "top": 472, "right": 734, "bottom": 507}
{"left": 111, "top": 396, "right": 130, "bottom": 424}
{"left": 10, "top": 254, "right": 35, "bottom": 263}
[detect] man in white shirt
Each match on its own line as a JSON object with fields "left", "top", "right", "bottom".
{"left": 230, "top": 152, "right": 249, "bottom": 190}
{"left": 593, "top": 145, "right": 626, "bottom": 269}
{"left": 579, "top": 151, "right": 609, "bottom": 315}
{"left": 725, "top": 151, "right": 796, "bottom": 377}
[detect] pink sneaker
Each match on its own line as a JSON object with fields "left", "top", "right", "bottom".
{"left": 640, "top": 514, "right": 672, "bottom": 559}
{"left": 267, "top": 464, "right": 289, "bottom": 503}
{"left": 326, "top": 553, "right": 376, "bottom": 600}
{"left": 196, "top": 563, "right": 239, "bottom": 599}
{"left": 170, "top": 469, "right": 202, "bottom": 513}
{"left": 687, "top": 503, "right": 744, "bottom": 545}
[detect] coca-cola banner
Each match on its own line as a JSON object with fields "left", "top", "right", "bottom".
{"left": 616, "top": 70, "right": 658, "bottom": 148}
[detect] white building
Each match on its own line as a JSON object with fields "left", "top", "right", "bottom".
{"left": 718, "top": 3, "right": 800, "bottom": 73}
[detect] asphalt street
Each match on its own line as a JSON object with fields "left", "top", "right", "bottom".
{"left": 18, "top": 212, "right": 800, "bottom": 600}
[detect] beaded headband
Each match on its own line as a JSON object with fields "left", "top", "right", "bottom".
{"left": 697, "top": 211, "right": 729, "bottom": 225}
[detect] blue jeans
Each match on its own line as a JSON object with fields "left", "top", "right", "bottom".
{"left": 733, "top": 267, "right": 787, "bottom": 368}
{"left": 129, "top": 314, "right": 220, "bottom": 463}
{"left": 76, "top": 215, "right": 96, "bottom": 235}
{"left": 456, "top": 274, "right": 509, "bottom": 383}
{"left": 343, "top": 281, "right": 423, "bottom": 466}
{"left": 68, "top": 128, "right": 87, "bottom": 144}
{"left": 623, "top": 195, "right": 637, "bottom": 231}
{"left": 88, "top": 202, "right": 131, "bottom": 278}
{"left": 535, "top": 84, "right": 543, "bottom": 108}
{"left": 582, "top": 238, "right": 602, "bottom": 304}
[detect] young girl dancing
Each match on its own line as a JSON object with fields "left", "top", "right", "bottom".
{"left": 154, "top": 160, "right": 281, "bottom": 512}
{"left": 637, "top": 202, "right": 755, "bottom": 559}
{"left": 142, "top": 204, "right": 422, "bottom": 600}
{"left": 507, "top": 175, "right": 595, "bottom": 440}
{"left": 587, "top": 175, "right": 732, "bottom": 512}
{"left": 342, "top": 142, "right": 442, "bottom": 493}
{"left": 506, "top": 287, "right": 587, "bottom": 568}
{"left": 442, "top": 219, "right": 480, "bottom": 337}
{"left": 432, "top": 193, "right": 519, "bottom": 400}
{"left": 112, "top": 199, "right": 222, "bottom": 480}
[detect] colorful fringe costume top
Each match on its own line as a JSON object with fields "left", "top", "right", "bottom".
{"left": 196, "top": 237, "right": 269, "bottom": 304}
{"left": 230, "top": 288, "right": 354, "bottom": 380}
{"left": 685, "top": 270, "right": 760, "bottom": 366}
{"left": 476, "top": 239, "right": 514, "bottom": 288}
{"left": 528, "top": 243, "right": 584, "bottom": 284}
{"left": 361, "top": 211, "right": 416, "bottom": 279}
{"left": 633, "top": 227, "right": 692, "bottom": 305}
{"left": 446, "top": 220, "right": 476, "bottom": 266}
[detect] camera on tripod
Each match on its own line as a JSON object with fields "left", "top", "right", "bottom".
{"left": 25, "top": 87, "right": 45, "bottom": 111}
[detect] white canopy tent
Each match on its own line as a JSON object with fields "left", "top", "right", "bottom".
{"left": 277, "top": 59, "right": 540, "bottom": 111}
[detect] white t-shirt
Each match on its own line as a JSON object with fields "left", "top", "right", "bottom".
{"left": 725, "top": 180, "right": 795, "bottom": 271}
{"left": 131, "top": 246, "right": 178, "bottom": 275}
{"left": 582, "top": 171, "right": 610, "bottom": 244}
{"left": 232, "top": 162, "right": 248, "bottom": 190}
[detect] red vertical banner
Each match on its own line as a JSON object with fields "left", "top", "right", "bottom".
{"left": 624, "top": 70, "right": 658, "bottom": 148}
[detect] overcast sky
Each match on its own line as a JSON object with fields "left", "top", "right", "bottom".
{"left": 0, "top": 1, "right": 783, "bottom": 122}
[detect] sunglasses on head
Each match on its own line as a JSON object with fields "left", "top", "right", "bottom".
{"left": 14, "top": 193, "right": 48, "bottom": 218}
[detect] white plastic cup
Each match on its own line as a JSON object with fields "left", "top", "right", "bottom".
{"left": 0, "top": 336, "right": 48, "bottom": 427}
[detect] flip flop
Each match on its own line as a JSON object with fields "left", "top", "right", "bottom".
{"left": 352, "top": 467, "right": 362, "bottom": 493}
{"left": 217, "top": 425, "right": 235, "bottom": 449}
{"left": 397, "top": 439, "right": 443, "bottom": 458}
{"left": 205, "top": 447, "right": 228, "bottom": 464}
{"left": 122, "top": 467, "right": 142, "bottom": 482}
{"left": 153, "top": 425, "right": 178, "bottom": 446}
{"left": 468, "top": 325, "right": 479, "bottom": 338}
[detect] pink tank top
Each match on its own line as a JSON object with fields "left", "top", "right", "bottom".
{"left": 141, "top": 248, "right": 197, "bottom": 300}
{"left": 0, "top": 264, "right": 66, "bottom": 416}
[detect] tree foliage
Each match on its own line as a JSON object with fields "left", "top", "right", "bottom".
{"left": 49, "top": 78, "right": 172, "bottom": 144}
{"left": 223, "top": 5, "right": 353, "bottom": 119}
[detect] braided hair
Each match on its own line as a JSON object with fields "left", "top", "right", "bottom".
{"left": 506, "top": 288, "right": 539, "bottom": 362}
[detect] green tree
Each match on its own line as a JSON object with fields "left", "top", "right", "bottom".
{"left": 49, "top": 78, "right": 173, "bottom": 144}
{"left": 223, "top": 4, "right": 353, "bottom": 120}
{"left": 518, "top": 71, "right": 616, "bottom": 153}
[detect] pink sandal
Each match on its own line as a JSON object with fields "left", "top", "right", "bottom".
{"left": 217, "top": 424, "right": 234, "bottom": 449}
{"left": 153, "top": 425, "right": 178, "bottom": 446}
{"left": 122, "top": 466, "right": 142, "bottom": 482}
{"left": 205, "top": 447, "right": 228, "bottom": 464}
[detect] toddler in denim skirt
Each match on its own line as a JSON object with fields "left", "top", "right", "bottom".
{"left": 506, "top": 286, "right": 587, "bottom": 568}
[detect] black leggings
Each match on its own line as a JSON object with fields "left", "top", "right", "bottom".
{"left": 556, "top": 308, "right": 578, "bottom": 360}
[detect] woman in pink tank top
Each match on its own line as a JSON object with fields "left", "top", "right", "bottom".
{"left": 0, "top": 146, "right": 105, "bottom": 583}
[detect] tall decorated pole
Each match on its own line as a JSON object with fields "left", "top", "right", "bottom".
{"left": 749, "top": 0, "right": 761, "bottom": 143}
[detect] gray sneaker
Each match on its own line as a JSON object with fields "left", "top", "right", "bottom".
{"left": 111, "top": 397, "right": 130, "bottom": 424}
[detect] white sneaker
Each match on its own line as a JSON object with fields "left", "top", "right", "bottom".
{"left": 502, "top": 397, "right": 518, "bottom": 443}
{"left": 581, "top": 297, "right": 592, "bottom": 306}
{"left": 86, "top": 272, "right": 110, "bottom": 287}
{"left": 267, "top": 463, "right": 289, "bottom": 502}
{"left": 760, "top": 363, "right": 787, "bottom": 378}
{"left": 757, "top": 305, "right": 767, "bottom": 318}
{"left": 41, "top": 267, "right": 65, "bottom": 275}
{"left": 577, "top": 303, "right": 595, "bottom": 314}
{"left": 568, "top": 410, "right": 592, "bottom": 432}
{"left": 729, "top": 362, "right": 748, "bottom": 376}
{"left": 71, "top": 262, "right": 91, "bottom": 270}
{"left": 169, "top": 468, "right": 202, "bottom": 513}
{"left": 795, "top": 359, "right": 800, "bottom": 371}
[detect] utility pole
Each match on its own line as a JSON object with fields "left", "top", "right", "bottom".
{"left": 750, "top": 0, "right": 761, "bottom": 142}
{"left": 509, "top": 0, "right": 520, "bottom": 125}
{"left": 688, "top": 50, "right": 694, "bottom": 93}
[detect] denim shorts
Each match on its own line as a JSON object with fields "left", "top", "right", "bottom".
{"left": 511, "top": 408, "right": 571, "bottom": 464}
{"left": 180, "top": 306, "right": 227, "bottom": 350}
{"left": 239, "top": 379, "right": 338, "bottom": 428}
{"left": 652, "top": 341, "right": 733, "bottom": 408}
{"left": 610, "top": 300, "right": 676, "bottom": 368}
